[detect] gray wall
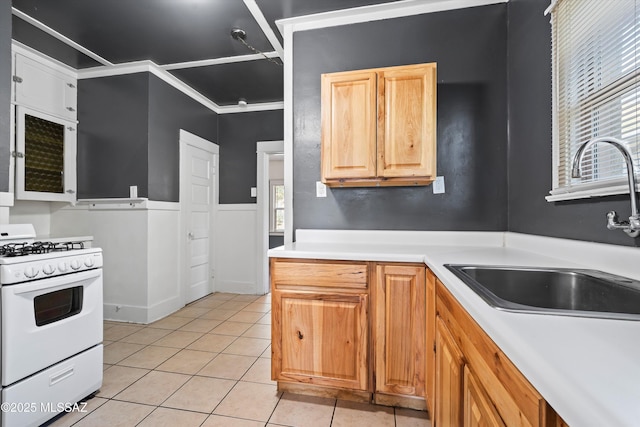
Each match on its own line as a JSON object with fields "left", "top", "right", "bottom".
{"left": 78, "top": 73, "right": 218, "bottom": 202}
{"left": 218, "top": 110, "right": 284, "bottom": 204}
{"left": 147, "top": 74, "right": 218, "bottom": 201}
{"left": 292, "top": 5, "right": 508, "bottom": 233}
{"left": 78, "top": 73, "right": 150, "bottom": 199}
{"left": 0, "top": 0, "right": 11, "bottom": 193}
{"left": 506, "top": 0, "right": 638, "bottom": 247}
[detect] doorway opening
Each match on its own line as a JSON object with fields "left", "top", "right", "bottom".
{"left": 256, "top": 140, "right": 284, "bottom": 295}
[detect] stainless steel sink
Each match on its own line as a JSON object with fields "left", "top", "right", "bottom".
{"left": 444, "top": 265, "right": 640, "bottom": 320}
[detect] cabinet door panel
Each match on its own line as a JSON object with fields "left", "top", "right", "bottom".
{"left": 14, "top": 54, "right": 77, "bottom": 121}
{"left": 436, "top": 317, "right": 464, "bottom": 427}
{"left": 425, "top": 271, "right": 437, "bottom": 413}
{"left": 375, "top": 264, "right": 425, "bottom": 396}
{"left": 378, "top": 64, "right": 436, "bottom": 179}
{"left": 321, "top": 71, "right": 377, "bottom": 180}
{"left": 464, "top": 366, "right": 506, "bottom": 427}
{"left": 275, "top": 292, "right": 368, "bottom": 390}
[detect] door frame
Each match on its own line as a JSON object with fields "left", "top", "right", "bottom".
{"left": 179, "top": 129, "right": 219, "bottom": 305}
{"left": 256, "top": 140, "right": 284, "bottom": 295}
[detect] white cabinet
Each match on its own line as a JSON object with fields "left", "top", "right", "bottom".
{"left": 13, "top": 53, "right": 77, "bottom": 121}
{"left": 15, "top": 106, "right": 77, "bottom": 202}
{"left": 11, "top": 49, "right": 78, "bottom": 202}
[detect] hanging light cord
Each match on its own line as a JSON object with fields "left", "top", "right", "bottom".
{"left": 231, "top": 28, "right": 282, "bottom": 66}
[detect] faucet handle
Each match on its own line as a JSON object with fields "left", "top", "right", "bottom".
{"left": 607, "top": 211, "right": 640, "bottom": 237}
{"left": 606, "top": 211, "right": 626, "bottom": 230}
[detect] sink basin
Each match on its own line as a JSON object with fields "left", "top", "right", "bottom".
{"left": 444, "top": 265, "right": 640, "bottom": 320}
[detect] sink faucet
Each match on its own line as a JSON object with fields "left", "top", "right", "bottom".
{"left": 571, "top": 137, "right": 640, "bottom": 238}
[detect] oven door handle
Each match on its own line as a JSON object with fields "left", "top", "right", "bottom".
{"left": 9, "top": 269, "right": 101, "bottom": 295}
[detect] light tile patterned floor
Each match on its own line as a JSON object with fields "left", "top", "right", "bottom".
{"left": 48, "top": 293, "right": 431, "bottom": 427}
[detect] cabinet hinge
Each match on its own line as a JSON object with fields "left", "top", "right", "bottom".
{"left": 66, "top": 126, "right": 76, "bottom": 132}
{"left": 66, "top": 107, "right": 76, "bottom": 112}
{"left": 12, "top": 76, "right": 23, "bottom": 83}
{"left": 11, "top": 151, "right": 24, "bottom": 158}
{"left": 67, "top": 83, "right": 76, "bottom": 89}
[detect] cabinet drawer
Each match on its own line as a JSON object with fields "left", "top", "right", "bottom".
{"left": 271, "top": 259, "right": 368, "bottom": 290}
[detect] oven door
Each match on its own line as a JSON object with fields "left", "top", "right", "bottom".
{"left": 1, "top": 269, "right": 103, "bottom": 386}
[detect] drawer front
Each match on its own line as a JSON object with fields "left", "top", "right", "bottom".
{"left": 272, "top": 259, "right": 368, "bottom": 290}
{"left": 2, "top": 344, "right": 103, "bottom": 427}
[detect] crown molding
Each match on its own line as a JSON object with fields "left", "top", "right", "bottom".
{"left": 276, "top": 0, "right": 508, "bottom": 34}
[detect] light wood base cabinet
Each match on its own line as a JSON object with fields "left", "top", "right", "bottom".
{"left": 374, "top": 264, "right": 426, "bottom": 409}
{"left": 271, "top": 259, "right": 369, "bottom": 391}
{"left": 432, "top": 277, "right": 567, "bottom": 427}
{"left": 271, "top": 258, "right": 427, "bottom": 409}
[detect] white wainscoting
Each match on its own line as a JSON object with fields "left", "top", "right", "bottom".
{"left": 216, "top": 204, "right": 259, "bottom": 294}
{"left": 147, "top": 207, "right": 182, "bottom": 322}
{"left": 51, "top": 202, "right": 181, "bottom": 323}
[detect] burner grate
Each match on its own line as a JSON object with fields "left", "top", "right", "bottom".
{"left": 0, "top": 241, "right": 85, "bottom": 257}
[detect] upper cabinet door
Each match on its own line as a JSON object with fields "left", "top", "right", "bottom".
{"left": 377, "top": 63, "right": 437, "bottom": 179}
{"left": 321, "top": 71, "right": 378, "bottom": 180}
{"left": 14, "top": 53, "right": 77, "bottom": 121}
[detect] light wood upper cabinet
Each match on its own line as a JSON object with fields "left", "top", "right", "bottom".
{"left": 321, "top": 63, "right": 437, "bottom": 187}
{"left": 377, "top": 66, "right": 436, "bottom": 179}
{"left": 321, "top": 71, "right": 378, "bottom": 180}
{"left": 374, "top": 264, "right": 426, "bottom": 406}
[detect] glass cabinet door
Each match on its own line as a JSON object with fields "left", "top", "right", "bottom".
{"left": 15, "top": 106, "right": 77, "bottom": 202}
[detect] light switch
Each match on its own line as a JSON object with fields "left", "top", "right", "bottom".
{"left": 433, "top": 176, "right": 445, "bottom": 194}
{"left": 316, "top": 181, "right": 327, "bottom": 198}
{"left": 250, "top": 187, "right": 257, "bottom": 198}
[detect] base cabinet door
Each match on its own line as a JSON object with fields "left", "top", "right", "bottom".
{"left": 374, "top": 264, "right": 426, "bottom": 397}
{"left": 272, "top": 291, "right": 369, "bottom": 391}
{"left": 435, "top": 317, "right": 464, "bottom": 427}
{"left": 463, "top": 366, "right": 506, "bottom": 427}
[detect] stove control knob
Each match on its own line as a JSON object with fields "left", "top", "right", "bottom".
{"left": 84, "top": 257, "right": 95, "bottom": 268}
{"left": 24, "top": 266, "right": 39, "bottom": 278}
{"left": 70, "top": 259, "right": 81, "bottom": 271}
{"left": 58, "top": 262, "right": 68, "bottom": 273}
{"left": 43, "top": 264, "right": 55, "bottom": 275}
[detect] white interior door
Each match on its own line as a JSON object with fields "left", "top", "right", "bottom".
{"left": 180, "top": 131, "right": 218, "bottom": 304}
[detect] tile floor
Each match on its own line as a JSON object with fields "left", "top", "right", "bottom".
{"left": 48, "top": 293, "right": 431, "bottom": 427}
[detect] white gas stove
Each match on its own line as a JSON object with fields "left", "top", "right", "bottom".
{"left": 0, "top": 224, "right": 103, "bottom": 427}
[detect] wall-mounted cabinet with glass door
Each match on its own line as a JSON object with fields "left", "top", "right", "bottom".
{"left": 15, "top": 106, "right": 76, "bottom": 202}
{"left": 12, "top": 49, "right": 78, "bottom": 203}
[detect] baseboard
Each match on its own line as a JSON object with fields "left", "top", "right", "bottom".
{"left": 147, "top": 295, "right": 183, "bottom": 323}
{"left": 103, "top": 303, "right": 149, "bottom": 324}
{"left": 215, "top": 280, "right": 256, "bottom": 294}
{"left": 277, "top": 382, "right": 372, "bottom": 404}
{"left": 374, "top": 393, "right": 427, "bottom": 411}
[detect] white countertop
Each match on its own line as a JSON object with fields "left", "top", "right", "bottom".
{"left": 269, "top": 230, "right": 640, "bottom": 427}
{"left": 36, "top": 235, "right": 94, "bottom": 244}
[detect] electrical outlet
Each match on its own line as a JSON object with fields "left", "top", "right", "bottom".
{"left": 433, "top": 176, "right": 445, "bottom": 194}
{"left": 316, "top": 181, "right": 327, "bottom": 198}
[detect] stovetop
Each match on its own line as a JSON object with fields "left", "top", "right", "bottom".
{"left": 0, "top": 241, "right": 86, "bottom": 257}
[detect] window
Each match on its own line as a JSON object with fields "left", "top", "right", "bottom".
{"left": 270, "top": 180, "right": 285, "bottom": 233}
{"left": 547, "top": 0, "right": 640, "bottom": 201}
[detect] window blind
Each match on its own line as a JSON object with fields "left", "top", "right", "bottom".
{"left": 549, "top": 0, "right": 640, "bottom": 200}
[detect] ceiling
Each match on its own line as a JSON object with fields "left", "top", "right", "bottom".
{"left": 10, "top": 0, "right": 406, "bottom": 109}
